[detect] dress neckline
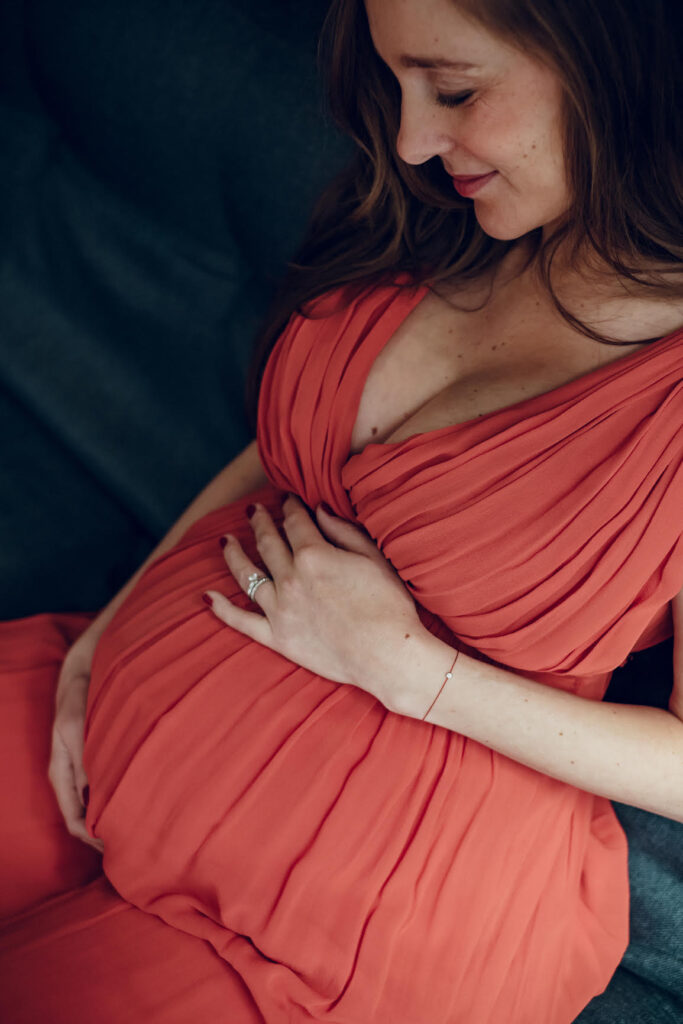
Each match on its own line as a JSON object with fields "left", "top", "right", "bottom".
{"left": 345, "top": 282, "right": 683, "bottom": 466}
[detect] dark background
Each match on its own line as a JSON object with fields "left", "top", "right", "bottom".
{"left": 0, "top": 0, "right": 351, "bottom": 618}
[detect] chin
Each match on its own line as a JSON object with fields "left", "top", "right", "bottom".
{"left": 474, "top": 203, "right": 561, "bottom": 243}
{"left": 474, "top": 213, "right": 531, "bottom": 242}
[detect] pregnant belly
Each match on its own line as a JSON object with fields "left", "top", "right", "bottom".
{"left": 81, "top": 485, "right": 629, "bottom": 1023}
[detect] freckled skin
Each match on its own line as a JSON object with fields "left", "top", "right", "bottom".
{"left": 364, "top": 0, "right": 571, "bottom": 243}
{"left": 356, "top": 0, "right": 683, "bottom": 449}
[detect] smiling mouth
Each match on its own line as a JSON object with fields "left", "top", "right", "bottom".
{"left": 449, "top": 171, "right": 498, "bottom": 197}
{"left": 447, "top": 170, "right": 495, "bottom": 181}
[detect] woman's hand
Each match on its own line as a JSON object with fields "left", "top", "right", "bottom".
{"left": 203, "top": 495, "right": 426, "bottom": 710}
{"left": 48, "top": 635, "right": 105, "bottom": 854}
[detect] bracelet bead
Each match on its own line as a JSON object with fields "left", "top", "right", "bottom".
{"left": 421, "top": 649, "right": 460, "bottom": 721}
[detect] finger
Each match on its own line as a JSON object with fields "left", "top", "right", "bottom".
{"left": 221, "top": 534, "right": 278, "bottom": 611}
{"left": 203, "top": 589, "right": 274, "bottom": 647}
{"left": 48, "top": 732, "right": 101, "bottom": 850}
{"left": 315, "top": 505, "right": 387, "bottom": 561}
{"left": 242, "top": 503, "right": 293, "bottom": 579}
{"left": 59, "top": 714, "right": 89, "bottom": 804}
{"left": 281, "top": 494, "right": 328, "bottom": 552}
{"left": 69, "top": 818, "right": 104, "bottom": 853}
{"left": 81, "top": 805, "right": 105, "bottom": 853}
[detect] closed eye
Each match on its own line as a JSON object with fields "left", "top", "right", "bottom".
{"left": 436, "top": 91, "right": 474, "bottom": 108}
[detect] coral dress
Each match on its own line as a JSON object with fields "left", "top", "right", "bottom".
{"left": 1, "top": 277, "right": 682, "bottom": 1024}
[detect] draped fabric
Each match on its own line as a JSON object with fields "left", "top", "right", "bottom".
{"left": 1, "top": 277, "right": 681, "bottom": 1024}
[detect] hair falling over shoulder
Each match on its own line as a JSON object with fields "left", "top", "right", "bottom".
{"left": 244, "top": 0, "right": 682, "bottom": 430}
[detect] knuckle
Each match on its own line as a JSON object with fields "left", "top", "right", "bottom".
{"left": 287, "top": 506, "right": 307, "bottom": 527}
{"left": 278, "top": 573, "right": 299, "bottom": 599}
{"left": 255, "top": 530, "right": 276, "bottom": 555}
{"left": 296, "top": 544, "right": 323, "bottom": 573}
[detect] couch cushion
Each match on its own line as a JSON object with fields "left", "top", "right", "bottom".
{"left": 23, "top": 0, "right": 352, "bottom": 273}
{"left": 0, "top": 0, "right": 350, "bottom": 615}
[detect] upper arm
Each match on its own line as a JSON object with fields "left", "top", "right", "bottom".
{"left": 229, "top": 438, "right": 270, "bottom": 492}
{"left": 670, "top": 585, "right": 683, "bottom": 720}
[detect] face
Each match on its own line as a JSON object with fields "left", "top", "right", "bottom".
{"left": 363, "top": 0, "right": 570, "bottom": 243}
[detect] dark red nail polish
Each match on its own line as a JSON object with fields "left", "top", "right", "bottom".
{"left": 246, "top": 503, "right": 256, "bottom": 519}
{"left": 83, "top": 785, "right": 90, "bottom": 807}
{"left": 219, "top": 536, "right": 227, "bottom": 549}
{"left": 202, "top": 593, "right": 213, "bottom": 606}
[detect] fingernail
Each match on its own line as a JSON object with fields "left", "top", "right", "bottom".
{"left": 320, "top": 502, "right": 334, "bottom": 516}
{"left": 246, "top": 503, "right": 256, "bottom": 519}
{"left": 83, "top": 785, "right": 90, "bottom": 807}
{"left": 219, "top": 536, "right": 227, "bottom": 549}
{"left": 202, "top": 593, "right": 213, "bottom": 606}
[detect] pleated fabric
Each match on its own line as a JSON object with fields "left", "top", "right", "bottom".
{"left": 1, "top": 276, "right": 682, "bottom": 1024}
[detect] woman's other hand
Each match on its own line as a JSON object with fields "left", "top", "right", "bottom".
{"left": 48, "top": 634, "right": 104, "bottom": 854}
{"left": 203, "top": 495, "right": 428, "bottom": 711}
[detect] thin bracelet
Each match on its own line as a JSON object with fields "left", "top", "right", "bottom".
{"left": 421, "top": 648, "right": 460, "bottom": 721}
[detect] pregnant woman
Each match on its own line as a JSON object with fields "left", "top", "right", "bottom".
{"left": 1, "top": 0, "right": 682, "bottom": 1021}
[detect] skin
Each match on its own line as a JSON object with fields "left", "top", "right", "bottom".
{"left": 204, "top": 1, "right": 683, "bottom": 822}
{"left": 55, "top": 0, "right": 683, "bottom": 857}
{"left": 363, "top": 0, "right": 683, "bottom": 340}
{"left": 363, "top": 0, "right": 569, "bottom": 244}
{"left": 207, "top": 496, "right": 683, "bottom": 823}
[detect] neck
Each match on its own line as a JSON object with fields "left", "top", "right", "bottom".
{"left": 497, "top": 236, "right": 683, "bottom": 344}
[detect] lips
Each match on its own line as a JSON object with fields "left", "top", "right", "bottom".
{"left": 449, "top": 171, "right": 498, "bottom": 198}
{"left": 449, "top": 172, "right": 493, "bottom": 182}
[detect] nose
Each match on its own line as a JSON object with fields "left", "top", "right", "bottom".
{"left": 395, "top": 90, "right": 456, "bottom": 166}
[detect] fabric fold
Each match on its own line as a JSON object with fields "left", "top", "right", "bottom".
{"left": 2, "top": 277, "right": 680, "bottom": 1023}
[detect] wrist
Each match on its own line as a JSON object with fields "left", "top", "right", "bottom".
{"left": 384, "top": 630, "right": 461, "bottom": 719}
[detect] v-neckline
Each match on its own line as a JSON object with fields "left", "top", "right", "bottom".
{"left": 344, "top": 283, "right": 683, "bottom": 466}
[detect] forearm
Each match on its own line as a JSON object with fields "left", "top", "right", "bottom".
{"left": 391, "top": 632, "right": 683, "bottom": 823}
{"left": 84, "top": 439, "right": 269, "bottom": 642}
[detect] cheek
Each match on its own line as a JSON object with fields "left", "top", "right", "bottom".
{"left": 512, "top": 87, "right": 567, "bottom": 179}
{"left": 461, "top": 105, "right": 524, "bottom": 172}
{"left": 474, "top": 103, "right": 563, "bottom": 187}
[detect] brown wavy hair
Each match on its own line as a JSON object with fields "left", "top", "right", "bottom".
{"left": 244, "top": 0, "right": 682, "bottom": 430}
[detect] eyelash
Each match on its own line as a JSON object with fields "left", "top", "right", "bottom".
{"left": 436, "top": 91, "right": 474, "bottom": 108}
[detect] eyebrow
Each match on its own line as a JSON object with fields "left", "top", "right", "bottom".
{"left": 398, "top": 55, "right": 479, "bottom": 71}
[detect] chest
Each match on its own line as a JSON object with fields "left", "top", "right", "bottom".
{"left": 348, "top": 287, "right": 647, "bottom": 454}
